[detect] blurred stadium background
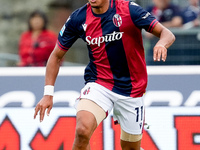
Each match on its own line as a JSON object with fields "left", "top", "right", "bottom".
{"left": 0, "top": 0, "right": 200, "bottom": 150}
{"left": 0, "top": 0, "right": 199, "bottom": 66}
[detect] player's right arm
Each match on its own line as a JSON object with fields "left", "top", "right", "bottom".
{"left": 45, "top": 45, "right": 66, "bottom": 86}
{"left": 34, "top": 45, "right": 66, "bottom": 122}
{"left": 34, "top": 8, "right": 82, "bottom": 122}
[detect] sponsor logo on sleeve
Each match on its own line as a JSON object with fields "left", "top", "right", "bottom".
{"left": 59, "top": 16, "right": 71, "bottom": 36}
{"left": 59, "top": 24, "right": 66, "bottom": 36}
{"left": 142, "top": 12, "right": 151, "bottom": 19}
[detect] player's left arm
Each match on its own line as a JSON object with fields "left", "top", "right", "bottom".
{"left": 128, "top": 2, "right": 175, "bottom": 62}
{"left": 151, "top": 22, "right": 175, "bottom": 62}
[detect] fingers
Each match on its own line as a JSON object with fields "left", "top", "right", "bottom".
{"left": 34, "top": 106, "right": 39, "bottom": 119}
{"left": 40, "top": 107, "right": 45, "bottom": 122}
{"left": 153, "top": 45, "right": 167, "bottom": 62}
{"left": 162, "top": 47, "right": 167, "bottom": 61}
{"left": 47, "top": 106, "right": 52, "bottom": 116}
{"left": 153, "top": 48, "right": 161, "bottom": 61}
{"left": 34, "top": 96, "right": 53, "bottom": 122}
{"left": 34, "top": 104, "right": 47, "bottom": 122}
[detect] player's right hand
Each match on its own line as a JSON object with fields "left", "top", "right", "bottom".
{"left": 34, "top": 95, "right": 53, "bottom": 122}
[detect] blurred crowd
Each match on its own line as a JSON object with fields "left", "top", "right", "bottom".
{"left": 146, "top": 0, "right": 200, "bottom": 29}
{"left": 16, "top": 0, "right": 200, "bottom": 66}
{"left": 18, "top": 10, "right": 57, "bottom": 66}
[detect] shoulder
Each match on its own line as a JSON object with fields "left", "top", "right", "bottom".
{"left": 68, "top": 4, "right": 87, "bottom": 25}
{"left": 146, "top": 5, "right": 154, "bottom": 12}
{"left": 61, "top": 4, "right": 87, "bottom": 35}
{"left": 73, "top": 3, "right": 88, "bottom": 16}
{"left": 128, "top": 1, "right": 148, "bottom": 17}
{"left": 129, "top": 1, "right": 145, "bottom": 12}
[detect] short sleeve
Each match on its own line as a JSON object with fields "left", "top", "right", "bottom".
{"left": 57, "top": 12, "right": 79, "bottom": 51}
{"left": 129, "top": 2, "right": 158, "bottom": 32}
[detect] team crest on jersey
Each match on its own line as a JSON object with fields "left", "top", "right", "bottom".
{"left": 113, "top": 14, "right": 122, "bottom": 27}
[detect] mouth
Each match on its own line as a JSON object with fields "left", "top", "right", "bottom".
{"left": 90, "top": 0, "right": 96, "bottom": 3}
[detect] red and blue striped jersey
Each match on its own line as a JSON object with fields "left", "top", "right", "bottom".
{"left": 57, "top": 0, "right": 158, "bottom": 97}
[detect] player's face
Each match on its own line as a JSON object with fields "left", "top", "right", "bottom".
{"left": 88, "top": 0, "right": 109, "bottom": 9}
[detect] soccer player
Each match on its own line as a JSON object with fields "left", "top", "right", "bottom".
{"left": 34, "top": 0, "right": 175, "bottom": 149}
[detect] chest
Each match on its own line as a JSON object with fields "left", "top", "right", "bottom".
{"left": 88, "top": 12, "right": 133, "bottom": 34}
{"left": 81, "top": 11, "right": 136, "bottom": 48}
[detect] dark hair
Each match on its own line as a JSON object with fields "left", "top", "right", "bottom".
{"left": 28, "top": 9, "right": 48, "bottom": 31}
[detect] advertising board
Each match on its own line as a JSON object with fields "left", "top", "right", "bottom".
{"left": 0, "top": 66, "right": 200, "bottom": 150}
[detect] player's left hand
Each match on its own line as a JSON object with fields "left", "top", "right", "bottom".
{"left": 153, "top": 45, "right": 167, "bottom": 62}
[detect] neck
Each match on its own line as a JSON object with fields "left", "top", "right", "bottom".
{"left": 91, "top": 0, "right": 110, "bottom": 14}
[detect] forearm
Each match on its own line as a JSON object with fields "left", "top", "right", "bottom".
{"left": 34, "top": 46, "right": 65, "bottom": 122}
{"left": 155, "top": 27, "right": 175, "bottom": 49}
{"left": 45, "top": 56, "right": 60, "bottom": 86}
{"left": 45, "top": 46, "right": 66, "bottom": 86}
